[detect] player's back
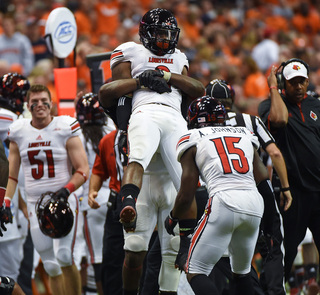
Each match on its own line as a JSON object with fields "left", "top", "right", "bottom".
{"left": 178, "top": 126, "right": 259, "bottom": 196}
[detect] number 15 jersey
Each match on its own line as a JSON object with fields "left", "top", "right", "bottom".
{"left": 177, "top": 126, "right": 262, "bottom": 216}
{"left": 8, "top": 116, "right": 81, "bottom": 202}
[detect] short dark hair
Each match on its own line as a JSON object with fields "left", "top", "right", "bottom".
{"left": 27, "top": 84, "right": 51, "bottom": 102}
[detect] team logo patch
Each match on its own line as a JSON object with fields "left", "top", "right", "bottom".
{"left": 310, "top": 111, "right": 318, "bottom": 121}
{"left": 292, "top": 64, "right": 300, "bottom": 71}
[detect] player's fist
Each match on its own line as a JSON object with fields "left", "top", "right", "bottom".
{"left": 53, "top": 188, "right": 70, "bottom": 202}
{"left": 164, "top": 211, "right": 178, "bottom": 236}
{"left": 149, "top": 76, "right": 171, "bottom": 94}
{"left": 138, "top": 70, "right": 171, "bottom": 94}
{"left": 138, "top": 70, "right": 163, "bottom": 87}
{"left": 0, "top": 206, "right": 8, "bottom": 237}
{"left": 1, "top": 197, "right": 13, "bottom": 224}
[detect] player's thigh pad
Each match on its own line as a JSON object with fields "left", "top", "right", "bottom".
{"left": 128, "top": 106, "right": 161, "bottom": 169}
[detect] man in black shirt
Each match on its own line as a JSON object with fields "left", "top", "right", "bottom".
{"left": 259, "top": 59, "right": 320, "bottom": 294}
{"left": 207, "top": 79, "right": 291, "bottom": 295}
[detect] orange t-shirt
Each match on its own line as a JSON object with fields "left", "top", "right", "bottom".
{"left": 243, "top": 72, "right": 269, "bottom": 99}
{"left": 291, "top": 10, "right": 320, "bottom": 35}
{"left": 92, "top": 130, "right": 121, "bottom": 192}
{"left": 95, "top": 1, "right": 120, "bottom": 37}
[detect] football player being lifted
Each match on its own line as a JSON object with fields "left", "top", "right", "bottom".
{"left": 5, "top": 84, "right": 89, "bottom": 295}
{"left": 99, "top": 7, "right": 204, "bottom": 295}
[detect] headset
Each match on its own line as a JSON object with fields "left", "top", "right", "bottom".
{"left": 276, "top": 58, "right": 309, "bottom": 90}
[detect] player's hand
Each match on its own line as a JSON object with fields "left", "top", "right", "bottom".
{"left": 149, "top": 76, "right": 171, "bottom": 94}
{"left": 53, "top": 188, "right": 70, "bottom": 202}
{"left": 258, "top": 230, "right": 274, "bottom": 261}
{"left": 175, "top": 234, "right": 191, "bottom": 271}
{"left": 118, "top": 131, "right": 127, "bottom": 156}
{"left": 164, "top": 211, "right": 178, "bottom": 236}
{"left": 2, "top": 197, "right": 13, "bottom": 224}
{"left": 0, "top": 206, "right": 8, "bottom": 237}
{"left": 88, "top": 191, "right": 100, "bottom": 209}
{"left": 138, "top": 70, "right": 171, "bottom": 94}
{"left": 139, "top": 70, "right": 163, "bottom": 86}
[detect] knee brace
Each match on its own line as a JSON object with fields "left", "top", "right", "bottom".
{"left": 0, "top": 276, "right": 15, "bottom": 295}
{"left": 158, "top": 254, "right": 180, "bottom": 292}
{"left": 124, "top": 235, "right": 148, "bottom": 252}
{"left": 42, "top": 260, "right": 62, "bottom": 277}
{"left": 56, "top": 247, "right": 73, "bottom": 267}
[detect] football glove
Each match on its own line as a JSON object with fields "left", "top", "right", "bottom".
{"left": 164, "top": 211, "right": 178, "bottom": 236}
{"left": 138, "top": 70, "right": 171, "bottom": 94}
{"left": 52, "top": 188, "right": 70, "bottom": 202}
{"left": 257, "top": 230, "right": 274, "bottom": 262}
{"left": 0, "top": 206, "right": 8, "bottom": 237}
{"left": 1, "top": 197, "right": 13, "bottom": 224}
{"left": 175, "top": 234, "right": 191, "bottom": 271}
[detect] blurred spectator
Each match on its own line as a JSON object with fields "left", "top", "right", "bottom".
{"left": 25, "top": 17, "right": 51, "bottom": 63}
{"left": 252, "top": 26, "right": 280, "bottom": 73}
{"left": 0, "top": 13, "right": 34, "bottom": 76}
{"left": 240, "top": 55, "right": 270, "bottom": 115}
{"left": 95, "top": 0, "right": 120, "bottom": 39}
{"left": 291, "top": 2, "right": 320, "bottom": 37}
{"left": 73, "top": 0, "right": 98, "bottom": 45}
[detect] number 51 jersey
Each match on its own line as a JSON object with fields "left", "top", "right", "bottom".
{"left": 177, "top": 126, "right": 260, "bottom": 196}
{"left": 8, "top": 116, "right": 81, "bottom": 202}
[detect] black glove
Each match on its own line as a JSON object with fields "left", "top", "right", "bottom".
{"left": 118, "top": 131, "right": 128, "bottom": 163}
{"left": 52, "top": 188, "right": 70, "bottom": 202}
{"left": 1, "top": 198, "right": 13, "bottom": 224}
{"left": 257, "top": 230, "right": 274, "bottom": 261}
{"left": 164, "top": 211, "right": 178, "bottom": 236}
{"left": 139, "top": 70, "right": 163, "bottom": 86}
{"left": 0, "top": 276, "right": 15, "bottom": 293}
{"left": 175, "top": 234, "right": 191, "bottom": 271}
{"left": 0, "top": 206, "right": 8, "bottom": 237}
{"left": 138, "top": 70, "right": 171, "bottom": 94}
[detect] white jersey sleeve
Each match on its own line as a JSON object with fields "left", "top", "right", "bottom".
{"left": 8, "top": 116, "right": 81, "bottom": 202}
{"left": 0, "top": 108, "right": 18, "bottom": 141}
{"left": 110, "top": 42, "right": 189, "bottom": 112}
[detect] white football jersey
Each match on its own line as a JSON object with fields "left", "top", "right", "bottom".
{"left": 110, "top": 41, "right": 189, "bottom": 112}
{"left": 8, "top": 116, "right": 81, "bottom": 202}
{"left": 177, "top": 126, "right": 260, "bottom": 195}
{"left": 0, "top": 107, "right": 18, "bottom": 141}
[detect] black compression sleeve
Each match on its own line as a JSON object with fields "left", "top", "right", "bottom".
{"left": 116, "top": 96, "right": 132, "bottom": 131}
